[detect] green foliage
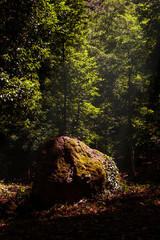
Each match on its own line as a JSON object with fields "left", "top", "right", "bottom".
{"left": 0, "top": 72, "right": 41, "bottom": 128}
{"left": 85, "top": 0, "right": 150, "bottom": 171}
{"left": 0, "top": 0, "right": 159, "bottom": 179}
{"left": 0, "top": 0, "right": 58, "bottom": 135}
{"left": 39, "top": 42, "right": 102, "bottom": 143}
{"left": 0, "top": 0, "right": 62, "bottom": 179}
{"left": 0, "top": 182, "right": 30, "bottom": 199}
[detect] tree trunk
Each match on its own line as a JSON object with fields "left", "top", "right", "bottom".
{"left": 62, "top": 37, "right": 67, "bottom": 135}
{"left": 128, "top": 67, "right": 136, "bottom": 176}
{"left": 129, "top": 140, "right": 136, "bottom": 176}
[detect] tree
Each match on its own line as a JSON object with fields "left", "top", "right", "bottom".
{"left": 0, "top": 0, "right": 59, "bottom": 129}
{"left": 86, "top": 0, "right": 148, "bottom": 174}
{"left": 136, "top": 0, "right": 160, "bottom": 168}
{"left": 39, "top": 42, "right": 102, "bottom": 144}
{"left": 0, "top": 0, "right": 61, "bottom": 179}
{"left": 38, "top": 0, "right": 103, "bottom": 145}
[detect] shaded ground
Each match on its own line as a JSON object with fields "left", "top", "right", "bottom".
{"left": 0, "top": 169, "right": 160, "bottom": 240}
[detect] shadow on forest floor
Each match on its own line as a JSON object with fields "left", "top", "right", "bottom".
{"left": 0, "top": 168, "right": 160, "bottom": 240}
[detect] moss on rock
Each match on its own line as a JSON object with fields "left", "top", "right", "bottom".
{"left": 33, "top": 136, "right": 121, "bottom": 207}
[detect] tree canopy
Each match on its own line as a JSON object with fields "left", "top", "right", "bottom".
{"left": 0, "top": 0, "right": 160, "bottom": 179}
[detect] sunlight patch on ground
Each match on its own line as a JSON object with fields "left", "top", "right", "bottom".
{"left": 154, "top": 200, "right": 160, "bottom": 206}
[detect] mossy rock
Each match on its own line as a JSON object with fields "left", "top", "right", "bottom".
{"left": 33, "top": 136, "right": 120, "bottom": 207}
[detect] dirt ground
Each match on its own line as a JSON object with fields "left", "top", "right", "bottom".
{"left": 0, "top": 168, "right": 159, "bottom": 240}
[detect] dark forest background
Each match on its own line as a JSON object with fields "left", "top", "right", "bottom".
{"left": 0, "top": 0, "right": 160, "bottom": 181}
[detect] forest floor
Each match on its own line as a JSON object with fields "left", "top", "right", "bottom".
{"left": 0, "top": 167, "right": 160, "bottom": 240}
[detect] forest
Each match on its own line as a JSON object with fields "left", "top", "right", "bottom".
{"left": 1, "top": 0, "right": 160, "bottom": 178}
{"left": 0, "top": 0, "right": 160, "bottom": 239}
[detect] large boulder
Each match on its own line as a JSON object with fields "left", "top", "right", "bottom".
{"left": 32, "top": 136, "right": 120, "bottom": 207}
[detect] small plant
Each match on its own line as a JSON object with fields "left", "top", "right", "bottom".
{"left": 15, "top": 187, "right": 31, "bottom": 204}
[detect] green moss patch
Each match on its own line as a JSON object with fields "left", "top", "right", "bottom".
{"left": 33, "top": 136, "right": 121, "bottom": 207}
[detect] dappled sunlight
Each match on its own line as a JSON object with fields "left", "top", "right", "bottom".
{"left": 0, "top": 181, "right": 159, "bottom": 240}
{"left": 154, "top": 200, "right": 160, "bottom": 206}
{"left": 0, "top": 178, "right": 159, "bottom": 240}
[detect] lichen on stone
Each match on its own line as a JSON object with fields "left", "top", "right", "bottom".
{"left": 33, "top": 136, "right": 121, "bottom": 207}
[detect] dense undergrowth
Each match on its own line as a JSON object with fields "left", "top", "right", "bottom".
{"left": 0, "top": 169, "right": 160, "bottom": 240}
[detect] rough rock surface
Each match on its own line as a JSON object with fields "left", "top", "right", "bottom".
{"left": 33, "top": 136, "right": 120, "bottom": 207}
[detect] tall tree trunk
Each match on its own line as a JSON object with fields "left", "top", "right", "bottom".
{"left": 129, "top": 138, "right": 136, "bottom": 176}
{"left": 62, "top": 38, "right": 67, "bottom": 135}
{"left": 128, "top": 67, "right": 136, "bottom": 176}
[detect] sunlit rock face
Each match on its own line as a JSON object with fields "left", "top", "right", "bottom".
{"left": 33, "top": 136, "right": 120, "bottom": 208}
